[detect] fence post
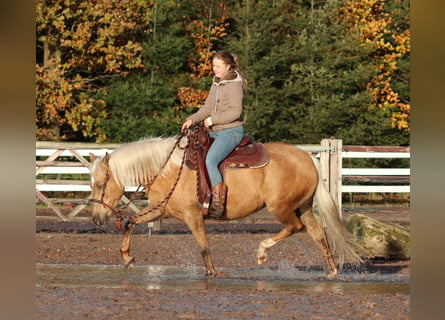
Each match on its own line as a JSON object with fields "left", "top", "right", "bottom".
{"left": 320, "top": 139, "right": 343, "bottom": 216}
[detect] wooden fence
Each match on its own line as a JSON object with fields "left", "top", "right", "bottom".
{"left": 36, "top": 140, "right": 410, "bottom": 222}
{"left": 341, "top": 145, "right": 410, "bottom": 193}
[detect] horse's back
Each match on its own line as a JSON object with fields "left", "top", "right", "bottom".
{"left": 221, "top": 142, "right": 318, "bottom": 218}
{"left": 225, "top": 142, "right": 316, "bottom": 185}
{"left": 264, "top": 142, "right": 315, "bottom": 170}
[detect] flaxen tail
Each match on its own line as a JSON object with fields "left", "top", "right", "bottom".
{"left": 310, "top": 156, "right": 365, "bottom": 267}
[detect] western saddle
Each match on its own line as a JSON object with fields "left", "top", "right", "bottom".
{"left": 185, "top": 125, "right": 269, "bottom": 215}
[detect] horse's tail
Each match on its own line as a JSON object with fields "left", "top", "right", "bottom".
{"left": 310, "top": 156, "right": 365, "bottom": 267}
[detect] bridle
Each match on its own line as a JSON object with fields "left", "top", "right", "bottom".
{"left": 89, "top": 132, "right": 189, "bottom": 231}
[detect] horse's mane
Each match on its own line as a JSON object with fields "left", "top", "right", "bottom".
{"left": 104, "top": 136, "right": 185, "bottom": 187}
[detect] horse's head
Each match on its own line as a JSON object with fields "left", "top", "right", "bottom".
{"left": 89, "top": 153, "right": 124, "bottom": 226}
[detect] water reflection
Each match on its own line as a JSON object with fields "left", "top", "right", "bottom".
{"left": 36, "top": 263, "right": 409, "bottom": 294}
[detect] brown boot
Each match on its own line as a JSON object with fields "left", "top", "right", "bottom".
{"left": 208, "top": 183, "right": 227, "bottom": 219}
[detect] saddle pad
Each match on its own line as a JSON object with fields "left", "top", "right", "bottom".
{"left": 222, "top": 142, "right": 269, "bottom": 170}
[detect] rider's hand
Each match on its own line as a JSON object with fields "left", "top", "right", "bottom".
{"left": 182, "top": 120, "right": 192, "bottom": 133}
{"left": 204, "top": 117, "right": 213, "bottom": 130}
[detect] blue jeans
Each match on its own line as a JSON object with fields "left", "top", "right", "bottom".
{"left": 207, "top": 126, "right": 244, "bottom": 186}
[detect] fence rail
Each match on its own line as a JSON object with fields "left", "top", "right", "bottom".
{"left": 341, "top": 145, "right": 410, "bottom": 194}
{"left": 36, "top": 140, "right": 410, "bottom": 221}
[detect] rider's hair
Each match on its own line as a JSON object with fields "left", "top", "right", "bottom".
{"left": 213, "top": 50, "right": 247, "bottom": 93}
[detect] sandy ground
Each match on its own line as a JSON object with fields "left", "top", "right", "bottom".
{"left": 36, "top": 208, "right": 410, "bottom": 319}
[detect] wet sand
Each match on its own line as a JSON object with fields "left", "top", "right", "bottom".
{"left": 36, "top": 208, "right": 410, "bottom": 319}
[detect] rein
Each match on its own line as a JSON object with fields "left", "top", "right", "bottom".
{"left": 90, "top": 132, "right": 189, "bottom": 231}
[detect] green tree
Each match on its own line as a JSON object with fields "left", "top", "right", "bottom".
{"left": 98, "top": 0, "right": 230, "bottom": 141}
{"left": 36, "top": 0, "right": 410, "bottom": 146}
{"left": 99, "top": 0, "right": 191, "bottom": 141}
{"left": 98, "top": 75, "right": 186, "bottom": 141}
{"left": 339, "top": 0, "right": 410, "bottom": 133}
{"left": 225, "top": 0, "right": 306, "bottom": 141}
{"left": 283, "top": 0, "right": 379, "bottom": 144}
{"left": 225, "top": 0, "right": 409, "bottom": 145}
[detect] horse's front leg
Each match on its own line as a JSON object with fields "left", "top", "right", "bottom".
{"left": 183, "top": 213, "right": 217, "bottom": 277}
{"left": 119, "top": 208, "right": 165, "bottom": 269}
{"left": 120, "top": 222, "right": 136, "bottom": 268}
{"left": 201, "top": 246, "right": 217, "bottom": 277}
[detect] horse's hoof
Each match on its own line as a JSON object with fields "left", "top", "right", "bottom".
{"left": 326, "top": 270, "right": 338, "bottom": 279}
{"left": 123, "top": 257, "right": 135, "bottom": 269}
{"left": 257, "top": 256, "right": 267, "bottom": 265}
{"left": 205, "top": 271, "right": 229, "bottom": 278}
{"left": 214, "top": 272, "right": 230, "bottom": 278}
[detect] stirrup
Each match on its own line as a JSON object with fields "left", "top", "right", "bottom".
{"left": 208, "top": 208, "right": 224, "bottom": 220}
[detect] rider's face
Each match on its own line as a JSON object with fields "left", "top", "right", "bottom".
{"left": 212, "top": 58, "right": 230, "bottom": 79}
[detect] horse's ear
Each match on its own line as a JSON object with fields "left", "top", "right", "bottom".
{"left": 103, "top": 152, "right": 110, "bottom": 163}
{"left": 89, "top": 153, "right": 96, "bottom": 162}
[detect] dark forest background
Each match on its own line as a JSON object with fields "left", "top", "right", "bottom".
{"left": 36, "top": 0, "right": 409, "bottom": 146}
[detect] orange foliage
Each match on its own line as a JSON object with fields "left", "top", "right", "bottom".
{"left": 36, "top": 60, "right": 108, "bottom": 141}
{"left": 177, "top": 0, "right": 229, "bottom": 109}
{"left": 177, "top": 87, "right": 209, "bottom": 108}
{"left": 36, "top": 0, "right": 153, "bottom": 141}
{"left": 338, "top": 0, "right": 410, "bottom": 131}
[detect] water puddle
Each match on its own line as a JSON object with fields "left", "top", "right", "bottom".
{"left": 36, "top": 263, "right": 409, "bottom": 294}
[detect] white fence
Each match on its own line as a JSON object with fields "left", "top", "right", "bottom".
{"left": 36, "top": 140, "right": 410, "bottom": 221}
{"left": 341, "top": 145, "right": 410, "bottom": 193}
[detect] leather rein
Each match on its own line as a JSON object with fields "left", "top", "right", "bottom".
{"left": 89, "top": 132, "right": 189, "bottom": 231}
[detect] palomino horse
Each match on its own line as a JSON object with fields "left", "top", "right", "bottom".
{"left": 89, "top": 134, "right": 364, "bottom": 278}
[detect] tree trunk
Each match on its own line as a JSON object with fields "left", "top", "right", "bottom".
{"left": 345, "top": 213, "right": 410, "bottom": 259}
{"left": 40, "top": 36, "right": 62, "bottom": 139}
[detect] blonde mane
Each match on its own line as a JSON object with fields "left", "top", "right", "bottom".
{"left": 103, "top": 136, "right": 185, "bottom": 187}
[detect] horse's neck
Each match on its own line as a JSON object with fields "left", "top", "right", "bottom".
{"left": 113, "top": 138, "right": 181, "bottom": 187}
{"left": 146, "top": 163, "right": 184, "bottom": 198}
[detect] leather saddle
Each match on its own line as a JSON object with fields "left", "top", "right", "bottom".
{"left": 185, "top": 125, "right": 269, "bottom": 213}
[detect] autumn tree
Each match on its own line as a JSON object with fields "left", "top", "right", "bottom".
{"left": 339, "top": 0, "right": 410, "bottom": 131}
{"left": 176, "top": 0, "right": 230, "bottom": 109}
{"left": 36, "top": 0, "right": 409, "bottom": 145}
{"left": 224, "top": 0, "right": 409, "bottom": 146}
{"left": 98, "top": 0, "right": 230, "bottom": 141}
{"left": 225, "top": 0, "right": 373, "bottom": 143}
{"left": 36, "top": 0, "right": 153, "bottom": 141}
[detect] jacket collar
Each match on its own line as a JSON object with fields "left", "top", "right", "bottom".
{"left": 213, "top": 70, "right": 242, "bottom": 86}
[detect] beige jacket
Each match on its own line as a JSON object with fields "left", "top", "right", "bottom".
{"left": 187, "top": 71, "right": 244, "bottom": 132}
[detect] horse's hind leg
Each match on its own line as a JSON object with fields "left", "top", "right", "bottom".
{"left": 257, "top": 214, "right": 304, "bottom": 265}
{"left": 299, "top": 203, "right": 338, "bottom": 278}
